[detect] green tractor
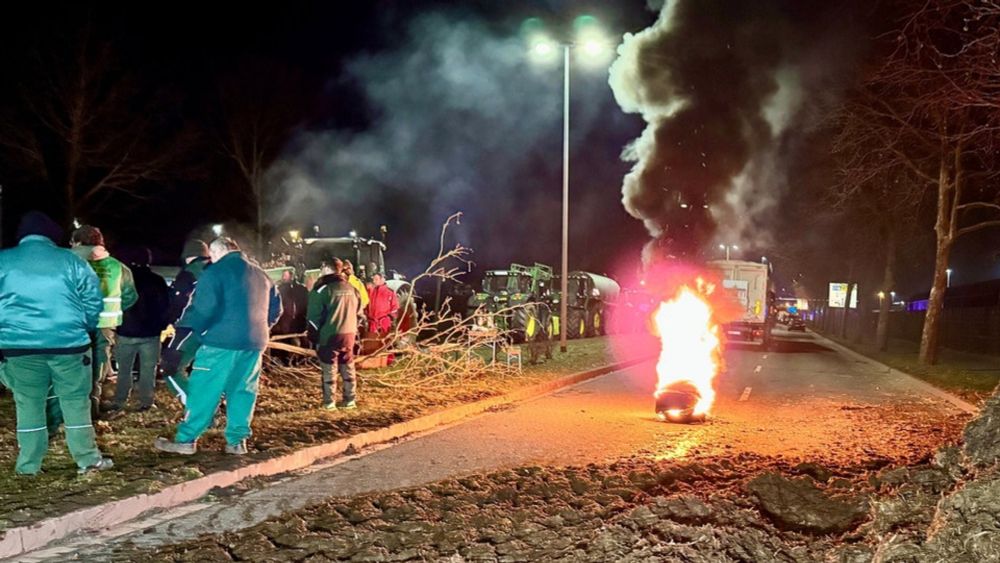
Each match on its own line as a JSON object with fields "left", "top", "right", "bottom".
{"left": 471, "top": 263, "right": 556, "bottom": 361}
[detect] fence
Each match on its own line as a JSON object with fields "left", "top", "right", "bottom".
{"left": 810, "top": 305, "right": 1000, "bottom": 356}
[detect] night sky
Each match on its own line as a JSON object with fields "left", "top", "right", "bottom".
{"left": 1, "top": 1, "right": 998, "bottom": 298}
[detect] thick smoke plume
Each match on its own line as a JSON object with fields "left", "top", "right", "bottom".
{"left": 265, "top": 13, "right": 608, "bottom": 274}
{"left": 609, "top": 0, "right": 852, "bottom": 260}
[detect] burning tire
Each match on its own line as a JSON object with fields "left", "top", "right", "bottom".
{"left": 655, "top": 381, "right": 707, "bottom": 424}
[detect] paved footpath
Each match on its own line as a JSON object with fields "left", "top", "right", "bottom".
{"left": 24, "top": 329, "right": 966, "bottom": 561}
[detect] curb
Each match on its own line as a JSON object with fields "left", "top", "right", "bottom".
{"left": 0, "top": 355, "right": 653, "bottom": 560}
{"left": 810, "top": 331, "right": 979, "bottom": 415}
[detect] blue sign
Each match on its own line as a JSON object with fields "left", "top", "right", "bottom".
{"left": 788, "top": 306, "right": 798, "bottom": 314}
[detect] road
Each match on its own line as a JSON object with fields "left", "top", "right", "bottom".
{"left": 27, "top": 329, "right": 968, "bottom": 561}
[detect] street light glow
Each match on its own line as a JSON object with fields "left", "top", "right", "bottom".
{"left": 529, "top": 38, "right": 559, "bottom": 63}
{"left": 212, "top": 224, "right": 223, "bottom": 236}
{"left": 581, "top": 39, "right": 605, "bottom": 57}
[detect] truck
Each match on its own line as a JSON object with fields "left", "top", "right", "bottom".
{"left": 558, "top": 271, "right": 621, "bottom": 339}
{"left": 706, "top": 260, "right": 774, "bottom": 349}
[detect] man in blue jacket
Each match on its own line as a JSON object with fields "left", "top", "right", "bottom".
{"left": 154, "top": 237, "right": 281, "bottom": 455}
{"left": 0, "top": 212, "right": 113, "bottom": 474}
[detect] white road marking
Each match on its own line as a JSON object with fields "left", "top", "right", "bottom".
{"left": 762, "top": 354, "right": 769, "bottom": 360}
{"left": 754, "top": 365, "right": 762, "bottom": 373}
{"left": 739, "top": 387, "right": 752, "bottom": 401}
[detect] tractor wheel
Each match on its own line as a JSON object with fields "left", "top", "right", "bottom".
{"left": 512, "top": 304, "right": 540, "bottom": 344}
{"left": 586, "top": 308, "right": 604, "bottom": 337}
{"left": 567, "top": 309, "right": 586, "bottom": 340}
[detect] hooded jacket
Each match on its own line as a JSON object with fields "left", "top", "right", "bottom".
{"left": 72, "top": 245, "right": 138, "bottom": 328}
{"left": 0, "top": 236, "right": 103, "bottom": 353}
{"left": 178, "top": 251, "right": 282, "bottom": 351}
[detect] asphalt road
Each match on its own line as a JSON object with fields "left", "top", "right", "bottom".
{"left": 28, "top": 328, "right": 966, "bottom": 561}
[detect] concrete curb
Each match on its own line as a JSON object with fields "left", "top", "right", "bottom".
{"left": 0, "top": 355, "right": 653, "bottom": 560}
{"left": 810, "top": 331, "right": 979, "bottom": 415}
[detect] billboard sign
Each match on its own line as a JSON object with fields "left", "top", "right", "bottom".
{"left": 829, "top": 283, "right": 858, "bottom": 309}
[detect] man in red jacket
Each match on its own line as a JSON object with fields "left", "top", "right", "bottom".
{"left": 366, "top": 273, "right": 399, "bottom": 362}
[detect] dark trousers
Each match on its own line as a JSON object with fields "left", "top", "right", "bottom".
{"left": 318, "top": 333, "right": 356, "bottom": 405}
{"left": 113, "top": 336, "right": 160, "bottom": 408}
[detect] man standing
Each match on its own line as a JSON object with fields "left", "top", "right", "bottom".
{"left": 70, "top": 225, "right": 138, "bottom": 418}
{"left": 161, "top": 240, "right": 211, "bottom": 406}
{"left": 273, "top": 270, "right": 309, "bottom": 340}
{"left": 307, "top": 259, "right": 362, "bottom": 410}
{"left": 154, "top": 238, "right": 281, "bottom": 455}
{"left": 0, "top": 212, "right": 113, "bottom": 474}
{"left": 342, "top": 260, "right": 370, "bottom": 311}
{"left": 366, "top": 273, "right": 399, "bottom": 334}
{"left": 110, "top": 248, "right": 169, "bottom": 413}
{"left": 366, "top": 272, "right": 399, "bottom": 364}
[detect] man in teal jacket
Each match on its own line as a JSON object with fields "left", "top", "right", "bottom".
{"left": 70, "top": 225, "right": 138, "bottom": 418}
{"left": 0, "top": 212, "right": 113, "bottom": 475}
{"left": 154, "top": 238, "right": 281, "bottom": 456}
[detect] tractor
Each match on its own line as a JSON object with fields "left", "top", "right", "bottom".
{"left": 471, "top": 263, "right": 556, "bottom": 363}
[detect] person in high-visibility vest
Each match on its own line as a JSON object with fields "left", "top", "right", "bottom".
{"left": 70, "top": 226, "right": 138, "bottom": 419}
{"left": 0, "top": 212, "right": 113, "bottom": 475}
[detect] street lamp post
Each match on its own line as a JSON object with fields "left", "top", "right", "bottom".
{"left": 946, "top": 268, "right": 953, "bottom": 288}
{"left": 529, "top": 25, "right": 608, "bottom": 354}
{"left": 560, "top": 43, "right": 570, "bottom": 353}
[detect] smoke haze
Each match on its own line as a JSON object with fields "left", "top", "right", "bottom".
{"left": 609, "top": 0, "right": 859, "bottom": 260}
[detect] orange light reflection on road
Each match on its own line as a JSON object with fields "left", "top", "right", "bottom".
{"left": 654, "top": 436, "right": 699, "bottom": 461}
{"left": 652, "top": 281, "right": 721, "bottom": 417}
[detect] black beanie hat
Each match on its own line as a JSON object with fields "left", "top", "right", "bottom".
{"left": 17, "top": 211, "right": 63, "bottom": 242}
{"left": 181, "top": 239, "right": 209, "bottom": 259}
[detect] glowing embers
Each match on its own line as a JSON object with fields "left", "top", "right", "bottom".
{"left": 652, "top": 282, "right": 721, "bottom": 423}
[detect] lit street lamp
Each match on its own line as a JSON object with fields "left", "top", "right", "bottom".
{"left": 528, "top": 16, "right": 611, "bottom": 354}
{"left": 212, "top": 224, "right": 224, "bottom": 237}
{"left": 946, "top": 268, "right": 953, "bottom": 288}
{"left": 718, "top": 244, "right": 739, "bottom": 261}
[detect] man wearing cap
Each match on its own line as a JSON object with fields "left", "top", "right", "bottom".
{"left": 160, "top": 239, "right": 211, "bottom": 406}
{"left": 70, "top": 225, "right": 138, "bottom": 418}
{"left": 154, "top": 237, "right": 282, "bottom": 455}
{"left": 0, "top": 212, "right": 113, "bottom": 474}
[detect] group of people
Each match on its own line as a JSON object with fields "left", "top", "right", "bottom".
{"left": 0, "top": 210, "right": 397, "bottom": 474}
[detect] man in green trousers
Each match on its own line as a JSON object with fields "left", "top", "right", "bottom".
{"left": 70, "top": 225, "right": 138, "bottom": 418}
{"left": 154, "top": 238, "right": 282, "bottom": 455}
{"left": 0, "top": 212, "right": 113, "bottom": 475}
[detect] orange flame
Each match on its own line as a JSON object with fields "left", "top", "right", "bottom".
{"left": 652, "top": 281, "right": 721, "bottom": 416}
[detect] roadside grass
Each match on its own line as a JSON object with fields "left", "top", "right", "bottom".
{"left": 822, "top": 333, "right": 1000, "bottom": 403}
{"left": 0, "top": 335, "right": 629, "bottom": 531}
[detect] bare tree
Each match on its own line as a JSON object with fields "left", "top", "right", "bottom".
{"left": 215, "top": 60, "right": 306, "bottom": 254}
{"left": 840, "top": 2, "right": 1000, "bottom": 364}
{"left": 830, "top": 89, "right": 926, "bottom": 351}
{"left": 0, "top": 25, "right": 189, "bottom": 223}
